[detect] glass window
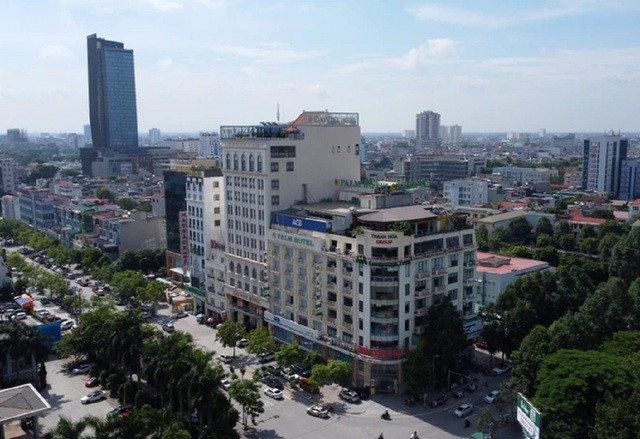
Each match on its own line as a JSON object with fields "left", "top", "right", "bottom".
{"left": 286, "top": 162, "right": 294, "bottom": 172}
{"left": 271, "top": 162, "right": 279, "bottom": 172}
{"left": 257, "top": 156, "right": 263, "bottom": 172}
{"left": 271, "top": 195, "right": 280, "bottom": 206}
{"left": 249, "top": 154, "right": 254, "bottom": 171}
{"left": 271, "top": 180, "right": 279, "bottom": 190}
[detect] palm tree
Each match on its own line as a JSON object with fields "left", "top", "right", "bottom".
{"left": 42, "top": 416, "right": 95, "bottom": 439}
{"left": 0, "top": 322, "right": 48, "bottom": 385}
{"left": 138, "top": 405, "right": 182, "bottom": 439}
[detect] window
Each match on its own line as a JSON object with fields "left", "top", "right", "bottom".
{"left": 286, "top": 162, "right": 294, "bottom": 172}
{"left": 249, "top": 154, "right": 254, "bottom": 171}
{"left": 214, "top": 207, "right": 220, "bottom": 214}
{"left": 214, "top": 220, "right": 220, "bottom": 226}
{"left": 449, "top": 289, "right": 458, "bottom": 301}
{"left": 257, "top": 156, "right": 263, "bottom": 172}
{"left": 450, "top": 254, "right": 459, "bottom": 267}
{"left": 233, "top": 154, "right": 238, "bottom": 170}
{"left": 448, "top": 272, "right": 458, "bottom": 284}
{"left": 271, "top": 162, "right": 279, "bottom": 172}
{"left": 270, "top": 146, "right": 296, "bottom": 158}
{"left": 241, "top": 154, "right": 246, "bottom": 171}
{"left": 226, "top": 153, "right": 231, "bottom": 169}
{"left": 271, "top": 195, "right": 280, "bottom": 206}
{"left": 271, "top": 179, "right": 279, "bottom": 190}
{"left": 355, "top": 144, "right": 360, "bottom": 155}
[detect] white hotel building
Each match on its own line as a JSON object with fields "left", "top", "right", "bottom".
{"left": 220, "top": 111, "right": 361, "bottom": 327}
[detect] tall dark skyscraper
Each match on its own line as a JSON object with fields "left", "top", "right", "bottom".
{"left": 87, "top": 34, "right": 139, "bottom": 151}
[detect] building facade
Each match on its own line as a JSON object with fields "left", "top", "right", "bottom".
{"left": 582, "top": 135, "right": 628, "bottom": 196}
{"left": 221, "top": 111, "right": 361, "bottom": 328}
{"left": 0, "top": 156, "right": 17, "bottom": 195}
{"left": 416, "top": 111, "right": 441, "bottom": 149}
{"left": 619, "top": 159, "right": 640, "bottom": 201}
{"left": 199, "top": 132, "right": 220, "bottom": 158}
{"left": 18, "top": 188, "right": 55, "bottom": 231}
{"left": 444, "top": 179, "right": 503, "bottom": 206}
{"left": 394, "top": 155, "right": 487, "bottom": 185}
{"left": 492, "top": 166, "right": 558, "bottom": 183}
{"left": 266, "top": 204, "right": 477, "bottom": 392}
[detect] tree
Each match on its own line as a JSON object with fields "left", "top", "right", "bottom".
{"left": 557, "top": 233, "right": 576, "bottom": 251}
{"left": 327, "top": 359, "right": 352, "bottom": 388}
{"left": 228, "top": 379, "right": 264, "bottom": 430}
{"left": 534, "top": 216, "right": 554, "bottom": 237}
{"left": 578, "top": 224, "right": 597, "bottom": 241}
{"left": 476, "top": 225, "right": 489, "bottom": 250}
{"left": 26, "top": 164, "right": 59, "bottom": 184}
{"left": 511, "top": 325, "right": 552, "bottom": 396}
{"left": 309, "top": 363, "right": 332, "bottom": 388}
{"left": 536, "top": 233, "right": 554, "bottom": 248}
{"left": 609, "top": 228, "right": 640, "bottom": 285}
{"left": 275, "top": 340, "right": 304, "bottom": 369}
{"left": 117, "top": 197, "right": 140, "bottom": 211}
{"left": 476, "top": 408, "right": 497, "bottom": 436}
{"left": 137, "top": 281, "right": 165, "bottom": 315}
{"left": 508, "top": 217, "right": 532, "bottom": 243}
{"left": 111, "top": 270, "right": 148, "bottom": 303}
{"left": 245, "top": 327, "right": 276, "bottom": 357}
{"left": 503, "top": 245, "right": 534, "bottom": 259}
{"left": 215, "top": 321, "right": 246, "bottom": 357}
{"left": 161, "top": 424, "right": 191, "bottom": 439}
{"left": 403, "top": 349, "right": 433, "bottom": 396}
{"left": 579, "top": 237, "right": 599, "bottom": 254}
{"left": 534, "top": 349, "right": 633, "bottom": 438}
{"left": 96, "top": 185, "right": 115, "bottom": 202}
{"left": 42, "top": 415, "right": 95, "bottom": 439}
{"left": 533, "top": 246, "right": 560, "bottom": 266}
{"left": 423, "top": 297, "right": 466, "bottom": 383}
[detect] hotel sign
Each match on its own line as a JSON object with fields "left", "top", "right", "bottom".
{"left": 369, "top": 232, "right": 400, "bottom": 247}
{"left": 179, "top": 211, "right": 189, "bottom": 265}
{"left": 271, "top": 230, "right": 323, "bottom": 251}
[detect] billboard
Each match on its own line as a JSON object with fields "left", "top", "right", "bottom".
{"left": 179, "top": 211, "right": 188, "bottom": 265}
{"left": 517, "top": 393, "right": 542, "bottom": 439}
{"left": 274, "top": 213, "right": 331, "bottom": 233}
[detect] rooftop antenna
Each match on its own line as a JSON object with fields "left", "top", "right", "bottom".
{"left": 277, "top": 104, "right": 280, "bottom": 123}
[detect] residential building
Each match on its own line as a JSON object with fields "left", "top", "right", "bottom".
{"left": 164, "top": 138, "right": 200, "bottom": 155}
{"left": 492, "top": 166, "right": 558, "bottom": 183}
{"left": 629, "top": 199, "right": 640, "bottom": 221}
{"left": 185, "top": 168, "right": 225, "bottom": 313}
{"left": 619, "top": 159, "right": 640, "bottom": 201}
{"left": 1, "top": 195, "right": 20, "bottom": 220}
{"left": 149, "top": 128, "right": 162, "bottom": 146}
{"left": 475, "top": 251, "right": 550, "bottom": 308}
{"left": 96, "top": 210, "right": 166, "bottom": 255}
{"left": 163, "top": 170, "right": 187, "bottom": 270}
{"left": 199, "top": 132, "right": 220, "bottom": 157}
{"left": 18, "top": 188, "right": 56, "bottom": 231}
{"left": 51, "top": 181, "right": 83, "bottom": 198}
{"left": 393, "top": 155, "right": 487, "bottom": 185}
{"left": 403, "top": 129, "right": 415, "bottom": 138}
{"left": 0, "top": 155, "right": 17, "bottom": 195}
{"left": 551, "top": 134, "right": 576, "bottom": 154}
{"left": 221, "top": 110, "right": 361, "bottom": 327}
{"left": 582, "top": 135, "right": 628, "bottom": 196}
{"left": 6, "top": 129, "right": 27, "bottom": 147}
{"left": 443, "top": 179, "right": 504, "bottom": 206}
{"left": 474, "top": 211, "right": 554, "bottom": 236}
{"left": 441, "top": 125, "right": 462, "bottom": 144}
{"left": 84, "top": 124, "right": 92, "bottom": 145}
{"left": 416, "top": 111, "right": 441, "bottom": 149}
{"left": 266, "top": 203, "right": 477, "bottom": 392}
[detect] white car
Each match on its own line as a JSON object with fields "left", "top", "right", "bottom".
{"left": 264, "top": 387, "right": 284, "bottom": 400}
{"left": 484, "top": 390, "right": 501, "bottom": 404}
{"left": 220, "top": 379, "right": 231, "bottom": 391}
{"left": 307, "top": 404, "right": 329, "bottom": 418}
{"left": 71, "top": 364, "right": 92, "bottom": 375}
{"left": 453, "top": 403, "right": 473, "bottom": 418}
{"left": 219, "top": 354, "right": 233, "bottom": 364}
{"left": 280, "top": 367, "right": 295, "bottom": 381}
{"left": 492, "top": 365, "right": 512, "bottom": 376}
{"left": 60, "top": 319, "right": 74, "bottom": 331}
{"left": 81, "top": 390, "right": 106, "bottom": 404}
{"left": 12, "top": 311, "right": 27, "bottom": 320}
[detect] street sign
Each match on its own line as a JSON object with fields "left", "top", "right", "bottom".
{"left": 517, "top": 393, "right": 542, "bottom": 439}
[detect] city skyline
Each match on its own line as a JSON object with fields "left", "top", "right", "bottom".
{"left": 2, "top": 0, "right": 640, "bottom": 133}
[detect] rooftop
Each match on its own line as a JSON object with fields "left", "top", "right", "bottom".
{"left": 358, "top": 205, "right": 436, "bottom": 223}
{"left": 568, "top": 212, "right": 607, "bottom": 225}
{"left": 476, "top": 210, "right": 528, "bottom": 224}
{"left": 0, "top": 384, "right": 51, "bottom": 425}
{"left": 476, "top": 251, "right": 549, "bottom": 275}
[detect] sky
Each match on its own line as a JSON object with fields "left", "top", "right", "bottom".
{"left": 2, "top": 0, "right": 640, "bottom": 134}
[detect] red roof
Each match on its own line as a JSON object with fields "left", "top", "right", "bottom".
{"left": 568, "top": 212, "right": 606, "bottom": 225}
{"left": 632, "top": 199, "right": 640, "bottom": 206}
{"left": 476, "top": 251, "right": 549, "bottom": 275}
{"left": 499, "top": 202, "right": 527, "bottom": 210}
{"left": 579, "top": 195, "right": 608, "bottom": 204}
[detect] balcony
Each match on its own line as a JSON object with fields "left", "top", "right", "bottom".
{"left": 415, "top": 271, "right": 431, "bottom": 280}
{"left": 434, "top": 285, "right": 446, "bottom": 293}
{"left": 371, "top": 298, "right": 399, "bottom": 306}
{"left": 415, "top": 307, "right": 428, "bottom": 316}
{"left": 464, "top": 260, "right": 477, "bottom": 267}
{"left": 342, "top": 304, "right": 352, "bottom": 314}
{"left": 327, "top": 265, "right": 337, "bottom": 274}
{"left": 327, "top": 317, "right": 336, "bottom": 326}
{"left": 415, "top": 287, "right": 429, "bottom": 298}
{"left": 370, "top": 332, "right": 399, "bottom": 342}
{"left": 342, "top": 288, "right": 353, "bottom": 297}
{"left": 370, "top": 314, "right": 399, "bottom": 323}
{"left": 432, "top": 267, "right": 447, "bottom": 275}
{"left": 342, "top": 322, "right": 353, "bottom": 332}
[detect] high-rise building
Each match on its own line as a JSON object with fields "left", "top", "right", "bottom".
{"left": 149, "top": 128, "right": 161, "bottom": 146}
{"left": 6, "top": 129, "right": 27, "bottom": 147}
{"left": 198, "top": 132, "right": 220, "bottom": 157}
{"left": 619, "top": 159, "right": 640, "bottom": 201}
{"left": 83, "top": 124, "right": 92, "bottom": 145}
{"left": 220, "top": 110, "right": 361, "bottom": 326}
{"left": 416, "top": 111, "right": 440, "bottom": 149}
{"left": 86, "top": 34, "right": 138, "bottom": 151}
{"left": 582, "top": 135, "right": 628, "bottom": 196}
{"left": 394, "top": 155, "right": 487, "bottom": 185}
{"left": 0, "top": 156, "right": 17, "bottom": 195}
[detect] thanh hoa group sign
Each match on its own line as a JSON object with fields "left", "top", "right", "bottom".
{"left": 517, "top": 393, "right": 542, "bottom": 439}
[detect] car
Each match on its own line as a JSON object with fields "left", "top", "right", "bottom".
{"left": 196, "top": 313, "right": 205, "bottom": 324}
{"left": 292, "top": 364, "right": 312, "bottom": 378}
{"left": 71, "top": 363, "right": 92, "bottom": 375}
{"left": 484, "top": 390, "right": 501, "bottom": 404}
{"left": 60, "top": 319, "right": 74, "bottom": 331}
{"left": 35, "top": 309, "right": 51, "bottom": 317}
{"left": 219, "top": 354, "right": 233, "bottom": 364}
{"left": 280, "top": 367, "right": 295, "bottom": 381}
{"left": 298, "top": 377, "right": 320, "bottom": 394}
{"left": 339, "top": 389, "right": 361, "bottom": 403}
{"left": 257, "top": 370, "right": 271, "bottom": 382}
{"left": 307, "top": 404, "right": 329, "bottom": 419}
{"left": 453, "top": 403, "right": 473, "bottom": 418}
{"left": 85, "top": 377, "right": 100, "bottom": 387}
{"left": 96, "top": 288, "right": 106, "bottom": 296}
{"left": 220, "top": 379, "right": 231, "bottom": 391}
{"left": 174, "top": 311, "right": 189, "bottom": 319}
{"left": 162, "top": 323, "right": 175, "bottom": 333}
{"left": 168, "top": 291, "right": 180, "bottom": 298}
{"left": 492, "top": 364, "right": 512, "bottom": 376}
{"left": 265, "top": 365, "right": 281, "bottom": 376}
{"left": 258, "top": 352, "right": 276, "bottom": 363}
{"left": 106, "top": 404, "right": 133, "bottom": 417}
{"left": 264, "top": 387, "right": 284, "bottom": 400}
{"left": 236, "top": 338, "right": 249, "bottom": 348}
{"left": 81, "top": 390, "right": 107, "bottom": 404}
{"left": 12, "top": 311, "right": 27, "bottom": 320}
{"left": 474, "top": 339, "right": 489, "bottom": 350}
{"left": 45, "top": 314, "right": 61, "bottom": 322}
{"left": 451, "top": 388, "right": 465, "bottom": 398}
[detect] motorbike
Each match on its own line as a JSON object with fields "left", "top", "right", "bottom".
{"left": 381, "top": 411, "right": 391, "bottom": 421}
{"left": 464, "top": 418, "right": 471, "bottom": 428}
{"left": 404, "top": 397, "right": 415, "bottom": 406}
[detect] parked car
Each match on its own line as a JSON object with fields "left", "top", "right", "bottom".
{"left": 220, "top": 379, "right": 231, "bottom": 391}
{"left": 307, "top": 404, "right": 329, "bottom": 419}
{"left": 60, "top": 319, "right": 74, "bottom": 331}
{"left": 85, "top": 377, "right": 100, "bottom": 387}
{"left": 236, "top": 338, "right": 249, "bottom": 348}
{"left": 492, "top": 364, "right": 512, "bottom": 376}
{"left": 280, "top": 367, "right": 295, "bottom": 381}
{"left": 292, "top": 364, "right": 312, "bottom": 378}
{"left": 81, "top": 390, "right": 106, "bottom": 404}
{"left": 72, "top": 364, "right": 92, "bottom": 375}
{"left": 339, "top": 389, "right": 361, "bottom": 403}
{"left": 219, "top": 354, "right": 233, "bottom": 364}
{"left": 453, "top": 403, "right": 473, "bottom": 418}
{"left": 474, "top": 339, "right": 489, "bottom": 350}
{"left": 264, "top": 387, "right": 284, "bottom": 400}
{"left": 162, "top": 323, "right": 175, "bottom": 333}
{"left": 258, "top": 352, "right": 276, "bottom": 363}
{"left": 298, "top": 377, "right": 319, "bottom": 394}
{"left": 196, "top": 314, "right": 205, "bottom": 324}
{"left": 484, "top": 390, "right": 501, "bottom": 404}
{"left": 12, "top": 311, "right": 27, "bottom": 320}
{"left": 174, "top": 311, "right": 189, "bottom": 319}
{"left": 107, "top": 404, "right": 132, "bottom": 417}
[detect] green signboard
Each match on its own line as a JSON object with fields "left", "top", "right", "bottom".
{"left": 517, "top": 393, "right": 542, "bottom": 439}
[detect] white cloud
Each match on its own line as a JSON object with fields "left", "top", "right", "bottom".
{"left": 39, "top": 45, "right": 73, "bottom": 62}
{"left": 406, "top": 1, "right": 637, "bottom": 27}
{"left": 339, "top": 38, "right": 456, "bottom": 73}
{"left": 211, "top": 43, "right": 326, "bottom": 64}
{"left": 156, "top": 57, "right": 174, "bottom": 68}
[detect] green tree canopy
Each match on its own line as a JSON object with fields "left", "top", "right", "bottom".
{"left": 534, "top": 216, "right": 554, "bottom": 237}
{"left": 96, "top": 185, "right": 115, "bottom": 202}
{"left": 275, "top": 340, "right": 304, "bottom": 369}
{"left": 215, "top": 321, "right": 246, "bottom": 357}
{"left": 245, "top": 327, "right": 276, "bottom": 357}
